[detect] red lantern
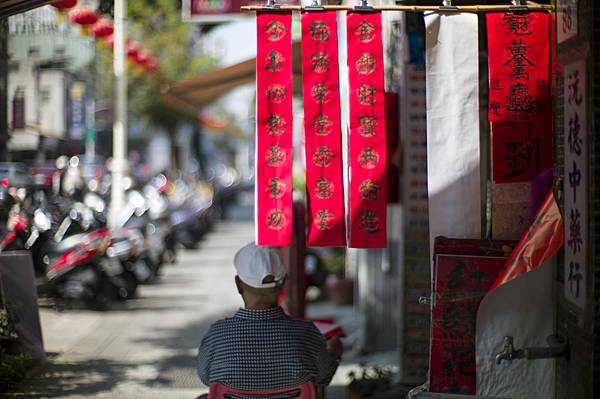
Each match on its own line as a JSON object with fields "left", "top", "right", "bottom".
{"left": 51, "top": 0, "right": 77, "bottom": 9}
{"left": 126, "top": 41, "right": 139, "bottom": 59}
{"left": 104, "top": 33, "right": 114, "bottom": 49}
{"left": 69, "top": 6, "right": 99, "bottom": 35}
{"left": 135, "top": 50, "right": 149, "bottom": 66}
{"left": 91, "top": 18, "right": 113, "bottom": 38}
{"left": 144, "top": 57, "right": 159, "bottom": 71}
{"left": 51, "top": 0, "right": 77, "bottom": 24}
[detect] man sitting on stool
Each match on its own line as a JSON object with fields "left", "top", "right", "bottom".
{"left": 197, "top": 242, "right": 342, "bottom": 395}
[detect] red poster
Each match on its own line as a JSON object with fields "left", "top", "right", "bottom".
{"left": 346, "top": 12, "right": 387, "bottom": 248}
{"left": 301, "top": 11, "right": 346, "bottom": 247}
{"left": 491, "top": 122, "right": 554, "bottom": 183}
{"left": 487, "top": 12, "right": 551, "bottom": 123}
{"left": 430, "top": 239, "right": 511, "bottom": 394}
{"left": 256, "top": 12, "right": 293, "bottom": 246}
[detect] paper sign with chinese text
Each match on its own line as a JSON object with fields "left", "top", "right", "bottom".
{"left": 487, "top": 12, "right": 551, "bottom": 123}
{"left": 491, "top": 122, "right": 553, "bottom": 184}
{"left": 430, "top": 248, "right": 508, "bottom": 394}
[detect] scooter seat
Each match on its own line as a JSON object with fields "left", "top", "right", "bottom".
{"left": 50, "top": 233, "right": 87, "bottom": 254}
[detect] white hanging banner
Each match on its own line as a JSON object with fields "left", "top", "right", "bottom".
{"left": 424, "top": 13, "right": 481, "bottom": 255}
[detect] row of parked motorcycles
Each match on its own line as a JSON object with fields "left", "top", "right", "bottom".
{"left": 0, "top": 171, "right": 217, "bottom": 310}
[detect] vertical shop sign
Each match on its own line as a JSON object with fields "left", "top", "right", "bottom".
{"left": 69, "top": 81, "right": 87, "bottom": 140}
{"left": 301, "top": 11, "right": 346, "bottom": 247}
{"left": 346, "top": 12, "right": 387, "bottom": 248}
{"left": 563, "top": 60, "right": 587, "bottom": 309}
{"left": 557, "top": 0, "right": 578, "bottom": 43}
{"left": 487, "top": 12, "right": 551, "bottom": 123}
{"left": 491, "top": 122, "right": 553, "bottom": 183}
{"left": 402, "top": 65, "right": 430, "bottom": 382}
{"left": 256, "top": 12, "right": 294, "bottom": 246}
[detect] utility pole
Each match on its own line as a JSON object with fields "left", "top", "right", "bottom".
{"left": 109, "top": 0, "right": 127, "bottom": 228}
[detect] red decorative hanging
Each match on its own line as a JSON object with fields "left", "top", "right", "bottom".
{"left": 51, "top": 0, "right": 77, "bottom": 10}
{"left": 126, "top": 41, "right": 139, "bottom": 59}
{"left": 255, "top": 12, "right": 294, "bottom": 246}
{"left": 68, "top": 6, "right": 99, "bottom": 26}
{"left": 104, "top": 33, "right": 114, "bottom": 49}
{"left": 487, "top": 12, "right": 551, "bottom": 123}
{"left": 135, "top": 50, "right": 150, "bottom": 66}
{"left": 346, "top": 12, "right": 387, "bottom": 248}
{"left": 301, "top": 11, "right": 346, "bottom": 247}
{"left": 91, "top": 17, "right": 113, "bottom": 38}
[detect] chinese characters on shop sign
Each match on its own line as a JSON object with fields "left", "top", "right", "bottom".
{"left": 564, "top": 60, "right": 587, "bottom": 309}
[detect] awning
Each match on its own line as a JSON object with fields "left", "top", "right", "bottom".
{"left": 0, "top": 0, "right": 52, "bottom": 18}
{"left": 163, "top": 41, "right": 301, "bottom": 112}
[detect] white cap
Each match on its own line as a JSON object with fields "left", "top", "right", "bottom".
{"left": 234, "top": 242, "right": 286, "bottom": 288}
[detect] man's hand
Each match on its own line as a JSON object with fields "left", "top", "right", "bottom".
{"left": 326, "top": 337, "right": 343, "bottom": 360}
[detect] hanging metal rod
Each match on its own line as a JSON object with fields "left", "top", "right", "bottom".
{"left": 240, "top": 3, "right": 554, "bottom": 12}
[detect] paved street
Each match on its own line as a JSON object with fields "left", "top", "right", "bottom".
{"left": 4, "top": 221, "right": 252, "bottom": 399}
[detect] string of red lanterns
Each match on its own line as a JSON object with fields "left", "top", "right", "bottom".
{"left": 50, "top": 0, "right": 159, "bottom": 73}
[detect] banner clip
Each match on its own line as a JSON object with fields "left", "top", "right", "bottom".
{"left": 265, "top": 0, "right": 281, "bottom": 9}
{"left": 354, "top": 0, "right": 373, "bottom": 11}
{"left": 439, "top": 0, "right": 459, "bottom": 12}
{"left": 509, "top": 0, "right": 529, "bottom": 11}
{"left": 305, "top": 0, "right": 325, "bottom": 11}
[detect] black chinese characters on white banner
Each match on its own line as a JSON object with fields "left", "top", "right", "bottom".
{"left": 564, "top": 59, "right": 586, "bottom": 309}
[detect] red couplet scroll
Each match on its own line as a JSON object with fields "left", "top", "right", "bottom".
{"left": 346, "top": 12, "right": 387, "bottom": 248}
{"left": 256, "top": 12, "right": 294, "bottom": 246}
{"left": 301, "top": 11, "right": 346, "bottom": 247}
{"left": 487, "top": 12, "right": 551, "bottom": 123}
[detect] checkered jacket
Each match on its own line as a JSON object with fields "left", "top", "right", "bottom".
{"left": 197, "top": 307, "right": 339, "bottom": 392}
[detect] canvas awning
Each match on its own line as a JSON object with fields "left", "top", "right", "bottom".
{"left": 0, "top": 0, "right": 51, "bottom": 18}
{"left": 163, "top": 42, "right": 301, "bottom": 112}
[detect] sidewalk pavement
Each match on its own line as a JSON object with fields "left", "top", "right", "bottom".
{"left": 3, "top": 219, "right": 400, "bottom": 399}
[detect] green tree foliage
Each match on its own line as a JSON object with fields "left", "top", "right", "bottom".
{"left": 97, "top": 0, "right": 217, "bottom": 133}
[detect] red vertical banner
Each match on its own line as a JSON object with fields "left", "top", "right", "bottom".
{"left": 346, "top": 12, "right": 387, "bottom": 248}
{"left": 487, "top": 12, "right": 551, "bottom": 123}
{"left": 256, "top": 12, "right": 293, "bottom": 246}
{"left": 301, "top": 11, "right": 346, "bottom": 247}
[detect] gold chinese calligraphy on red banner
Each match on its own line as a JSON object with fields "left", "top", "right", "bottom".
{"left": 347, "top": 12, "right": 387, "bottom": 248}
{"left": 256, "top": 12, "right": 293, "bottom": 246}
{"left": 301, "top": 11, "right": 346, "bottom": 247}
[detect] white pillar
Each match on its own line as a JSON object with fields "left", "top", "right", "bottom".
{"left": 109, "top": 0, "right": 127, "bottom": 228}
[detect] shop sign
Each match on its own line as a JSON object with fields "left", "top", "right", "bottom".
{"left": 182, "top": 0, "right": 295, "bottom": 23}
{"left": 563, "top": 59, "right": 587, "bottom": 309}
{"left": 557, "top": 0, "right": 578, "bottom": 43}
{"left": 69, "top": 82, "right": 86, "bottom": 140}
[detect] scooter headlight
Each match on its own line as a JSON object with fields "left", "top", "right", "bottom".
{"left": 34, "top": 210, "right": 51, "bottom": 232}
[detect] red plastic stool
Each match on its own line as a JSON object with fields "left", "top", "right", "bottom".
{"left": 208, "top": 381, "right": 318, "bottom": 399}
